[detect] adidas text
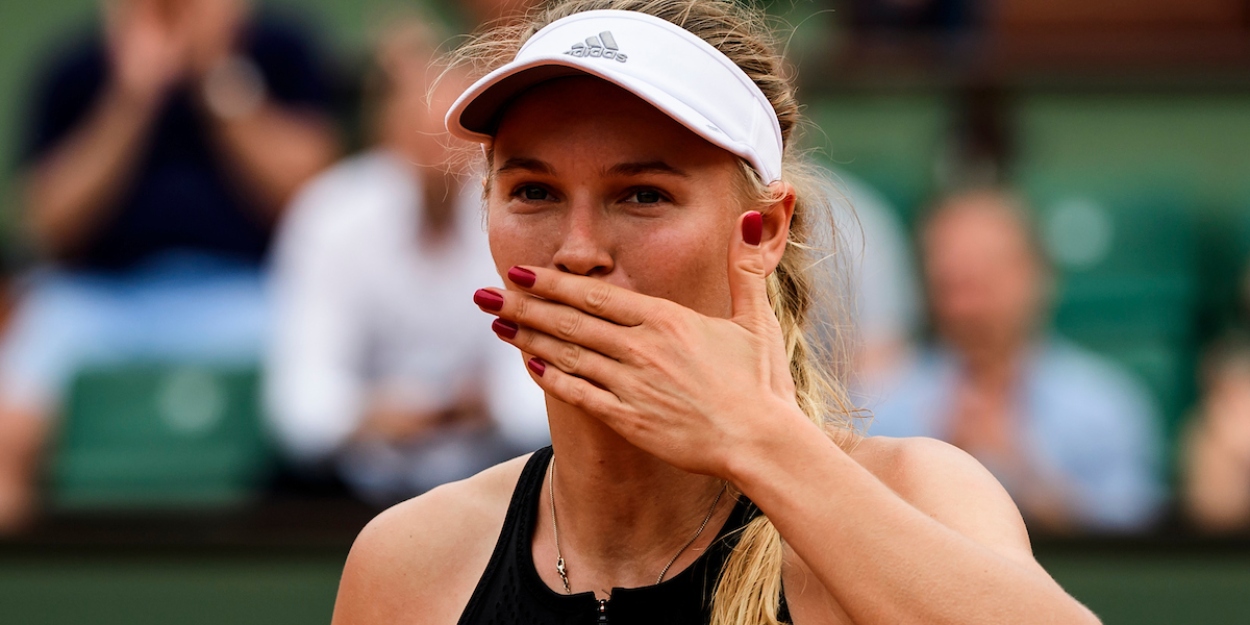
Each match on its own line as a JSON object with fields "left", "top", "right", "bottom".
{"left": 565, "top": 31, "right": 628, "bottom": 63}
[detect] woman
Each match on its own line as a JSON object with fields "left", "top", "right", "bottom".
{"left": 332, "top": 2, "right": 1100, "bottom": 624}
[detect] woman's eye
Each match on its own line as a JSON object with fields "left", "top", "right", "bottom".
{"left": 625, "top": 188, "right": 665, "bottom": 204}
{"left": 518, "top": 185, "right": 551, "bottom": 201}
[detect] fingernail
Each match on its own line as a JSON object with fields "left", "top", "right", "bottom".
{"left": 508, "top": 266, "right": 536, "bottom": 288}
{"left": 473, "top": 288, "right": 504, "bottom": 312}
{"left": 527, "top": 357, "right": 546, "bottom": 377}
{"left": 743, "top": 211, "right": 763, "bottom": 247}
{"left": 492, "top": 318, "right": 518, "bottom": 339}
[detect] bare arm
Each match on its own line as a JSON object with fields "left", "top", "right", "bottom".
{"left": 205, "top": 103, "right": 338, "bottom": 219}
{"left": 734, "top": 426, "right": 1099, "bottom": 625}
{"left": 188, "top": 2, "right": 338, "bottom": 220}
{"left": 23, "top": 0, "right": 191, "bottom": 258}
{"left": 24, "top": 87, "right": 160, "bottom": 257}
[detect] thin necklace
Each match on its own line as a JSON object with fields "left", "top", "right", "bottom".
{"left": 548, "top": 456, "right": 728, "bottom": 594}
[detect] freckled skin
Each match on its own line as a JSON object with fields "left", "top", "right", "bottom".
{"left": 486, "top": 76, "right": 745, "bottom": 318}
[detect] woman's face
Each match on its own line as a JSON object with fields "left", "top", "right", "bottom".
{"left": 487, "top": 77, "right": 746, "bottom": 318}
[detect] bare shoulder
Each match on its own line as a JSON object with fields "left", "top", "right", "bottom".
{"left": 850, "top": 436, "right": 1036, "bottom": 565}
{"left": 331, "top": 454, "right": 532, "bottom": 625}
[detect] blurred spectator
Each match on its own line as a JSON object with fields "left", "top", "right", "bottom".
{"left": 265, "top": 18, "right": 547, "bottom": 505}
{"left": 0, "top": 0, "right": 338, "bottom": 532}
{"left": 1183, "top": 332, "right": 1250, "bottom": 533}
{"left": 870, "top": 188, "right": 1165, "bottom": 533}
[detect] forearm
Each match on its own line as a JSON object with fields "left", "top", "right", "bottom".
{"left": 25, "top": 87, "right": 157, "bottom": 256}
{"left": 208, "top": 107, "right": 337, "bottom": 218}
{"left": 729, "top": 411, "right": 1098, "bottom": 625}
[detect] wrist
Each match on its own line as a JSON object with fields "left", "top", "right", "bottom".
{"left": 724, "top": 400, "right": 827, "bottom": 491}
{"left": 200, "top": 55, "right": 267, "bottom": 122}
{"left": 105, "top": 81, "right": 165, "bottom": 118}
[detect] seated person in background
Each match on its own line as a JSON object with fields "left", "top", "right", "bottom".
{"left": 1183, "top": 333, "right": 1250, "bottom": 533}
{"left": 265, "top": 19, "right": 548, "bottom": 505}
{"left": 870, "top": 188, "right": 1164, "bottom": 532}
{"left": 0, "top": 0, "right": 338, "bottom": 533}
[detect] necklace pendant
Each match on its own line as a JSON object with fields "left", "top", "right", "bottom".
{"left": 556, "top": 557, "right": 571, "bottom": 594}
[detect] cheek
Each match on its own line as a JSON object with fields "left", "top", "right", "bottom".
{"left": 617, "top": 218, "right": 735, "bottom": 318}
{"left": 487, "top": 208, "right": 556, "bottom": 279}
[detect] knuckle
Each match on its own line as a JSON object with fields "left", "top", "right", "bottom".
{"left": 734, "top": 255, "right": 768, "bottom": 277}
{"left": 556, "top": 310, "right": 582, "bottom": 339}
{"left": 558, "top": 343, "right": 583, "bottom": 372}
{"left": 584, "top": 283, "right": 613, "bottom": 315}
{"left": 516, "top": 327, "right": 538, "bottom": 350}
{"left": 513, "top": 295, "right": 532, "bottom": 323}
{"left": 565, "top": 379, "right": 589, "bottom": 407}
{"left": 641, "top": 305, "right": 674, "bottom": 332}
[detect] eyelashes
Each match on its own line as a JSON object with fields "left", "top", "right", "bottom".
{"left": 509, "top": 185, "right": 671, "bottom": 205}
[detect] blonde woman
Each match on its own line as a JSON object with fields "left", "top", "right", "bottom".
{"left": 332, "top": 2, "right": 1100, "bottom": 623}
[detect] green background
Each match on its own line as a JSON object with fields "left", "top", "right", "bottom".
{"left": 2, "top": 546, "right": 1250, "bottom": 625}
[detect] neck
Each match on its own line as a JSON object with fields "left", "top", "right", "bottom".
{"left": 539, "top": 400, "right": 732, "bottom": 596}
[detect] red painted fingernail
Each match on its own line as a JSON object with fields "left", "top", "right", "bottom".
{"left": 743, "top": 211, "right": 763, "bottom": 246}
{"left": 527, "top": 357, "right": 546, "bottom": 377}
{"left": 508, "top": 266, "right": 536, "bottom": 288}
{"left": 474, "top": 288, "right": 504, "bottom": 312}
{"left": 492, "top": 318, "right": 519, "bottom": 339}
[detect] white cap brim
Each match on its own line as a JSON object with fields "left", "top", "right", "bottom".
{"left": 446, "top": 10, "right": 784, "bottom": 183}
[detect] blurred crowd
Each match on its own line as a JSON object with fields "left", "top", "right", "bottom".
{"left": 1, "top": 0, "right": 1249, "bottom": 541}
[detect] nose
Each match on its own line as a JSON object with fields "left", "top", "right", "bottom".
{"left": 552, "top": 203, "right": 613, "bottom": 277}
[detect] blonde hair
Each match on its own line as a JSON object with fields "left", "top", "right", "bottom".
{"left": 450, "top": 2, "right": 861, "bottom": 623}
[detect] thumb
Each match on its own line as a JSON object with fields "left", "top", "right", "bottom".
{"left": 728, "top": 210, "right": 773, "bottom": 328}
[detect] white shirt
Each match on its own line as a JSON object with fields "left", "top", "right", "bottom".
{"left": 266, "top": 150, "right": 549, "bottom": 463}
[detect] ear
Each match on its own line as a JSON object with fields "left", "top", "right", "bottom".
{"left": 758, "top": 181, "right": 796, "bottom": 276}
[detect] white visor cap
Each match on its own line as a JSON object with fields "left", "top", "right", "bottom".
{"left": 446, "top": 9, "right": 784, "bottom": 184}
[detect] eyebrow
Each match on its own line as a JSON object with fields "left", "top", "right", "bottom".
{"left": 606, "top": 160, "right": 690, "bottom": 178}
{"left": 494, "top": 157, "right": 690, "bottom": 179}
{"left": 496, "top": 157, "right": 554, "bottom": 175}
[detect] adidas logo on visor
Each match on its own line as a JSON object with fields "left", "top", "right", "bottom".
{"left": 565, "top": 31, "right": 628, "bottom": 62}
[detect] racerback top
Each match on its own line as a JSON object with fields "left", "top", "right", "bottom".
{"left": 456, "top": 447, "right": 790, "bottom": 624}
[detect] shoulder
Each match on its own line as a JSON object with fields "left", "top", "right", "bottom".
{"left": 331, "top": 454, "right": 531, "bottom": 625}
{"left": 850, "top": 435, "right": 1035, "bottom": 565}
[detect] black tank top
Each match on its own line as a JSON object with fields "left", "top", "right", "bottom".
{"left": 456, "top": 447, "right": 790, "bottom": 624}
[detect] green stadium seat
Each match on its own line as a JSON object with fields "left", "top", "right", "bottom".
{"left": 806, "top": 94, "right": 952, "bottom": 220}
{"left": 1015, "top": 93, "right": 1250, "bottom": 339}
{"left": 1016, "top": 170, "right": 1198, "bottom": 436}
{"left": 48, "top": 364, "right": 274, "bottom": 510}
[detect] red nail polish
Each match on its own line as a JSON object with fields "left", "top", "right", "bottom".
{"left": 527, "top": 357, "right": 546, "bottom": 377}
{"left": 474, "top": 288, "right": 504, "bottom": 312}
{"left": 492, "top": 318, "right": 519, "bottom": 339}
{"left": 508, "top": 266, "right": 537, "bottom": 288}
{"left": 743, "top": 211, "right": 763, "bottom": 246}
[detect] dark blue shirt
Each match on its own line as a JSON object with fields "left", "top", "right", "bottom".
{"left": 21, "top": 12, "right": 333, "bottom": 271}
